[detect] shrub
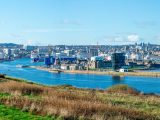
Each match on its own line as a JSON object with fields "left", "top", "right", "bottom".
{"left": 106, "top": 84, "right": 140, "bottom": 95}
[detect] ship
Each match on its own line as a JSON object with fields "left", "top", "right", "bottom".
{"left": 31, "top": 51, "right": 40, "bottom": 62}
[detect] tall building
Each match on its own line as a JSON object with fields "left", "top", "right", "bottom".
{"left": 89, "top": 48, "right": 98, "bottom": 57}
{"left": 111, "top": 53, "right": 125, "bottom": 70}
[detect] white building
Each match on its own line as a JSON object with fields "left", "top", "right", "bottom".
{"left": 0, "top": 52, "right": 4, "bottom": 59}
{"left": 130, "top": 53, "right": 142, "bottom": 60}
{"left": 125, "top": 53, "right": 131, "bottom": 60}
{"left": 3, "top": 48, "right": 12, "bottom": 56}
{"left": 144, "top": 54, "right": 150, "bottom": 60}
{"left": 56, "top": 52, "right": 67, "bottom": 58}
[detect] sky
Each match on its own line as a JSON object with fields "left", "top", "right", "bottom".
{"left": 0, "top": 0, "right": 160, "bottom": 45}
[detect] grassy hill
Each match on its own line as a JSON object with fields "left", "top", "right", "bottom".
{"left": 0, "top": 76, "right": 160, "bottom": 120}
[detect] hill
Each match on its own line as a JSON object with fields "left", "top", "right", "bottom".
{"left": 0, "top": 76, "right": 160, "bottom": 120}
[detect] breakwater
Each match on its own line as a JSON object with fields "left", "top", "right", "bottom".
{"left": 32, "top": 66, "right": 160, "bottom": 77}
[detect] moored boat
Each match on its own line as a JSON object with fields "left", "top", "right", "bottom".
{"left": 16, "top": 64, "right": 29, "bottom": 68}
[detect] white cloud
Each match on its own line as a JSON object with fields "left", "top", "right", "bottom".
{"left": 114, "top": 36, "right": 124, "bottom": 42}
{"left": 103, "top": 34, "right": 141, "bottom": 45}
{"left": 127, "top": 34, "right": 140, "bottom": 42}
{"left": 103, "top": 36, "right": 124, "bottom": 42}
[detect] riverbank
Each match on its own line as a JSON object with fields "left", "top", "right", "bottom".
{"left": 31, "top": 66, "right": 160, "bottom": 77}
{"left": 65, "top": 70, "right": 160, "bottom": 77}
{"left": 0, "top": 76, "right": 160, "bottom": 120}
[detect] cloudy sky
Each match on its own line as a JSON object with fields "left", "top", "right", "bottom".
{"left": 0, "top": 0, "right": 160, "bottom": 45}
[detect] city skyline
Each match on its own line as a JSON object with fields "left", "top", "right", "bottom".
{"left": 0, "top": 0, "right": 160, "bottom": 45}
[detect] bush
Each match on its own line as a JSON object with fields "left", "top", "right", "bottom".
{"left": 0, "top": 74, "right": 6, "bottom": 78}
{"left": 106, "top": 84, "right": 140, "bottom": 95}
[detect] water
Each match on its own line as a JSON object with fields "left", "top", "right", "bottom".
{"left": 0, "top": 58, "right": 160, "bottom": 94}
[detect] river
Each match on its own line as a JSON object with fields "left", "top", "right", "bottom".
{"left": 0, "top": 58, "right": 160, "bottom": 94}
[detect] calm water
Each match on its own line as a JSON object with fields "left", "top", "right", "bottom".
{"left": 0, "top": 58, "right": 160, "bottom": 94}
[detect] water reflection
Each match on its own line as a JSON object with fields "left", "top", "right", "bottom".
{"left": 112, "top": 75, "right": 125, "bottom": 85}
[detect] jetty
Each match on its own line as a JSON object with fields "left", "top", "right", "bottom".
{"left": 30, "top": 66, "right": 63, "bottom": 74}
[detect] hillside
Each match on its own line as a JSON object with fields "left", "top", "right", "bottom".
{"left": 0, "top": 76, "right": 160, "bottom": 120}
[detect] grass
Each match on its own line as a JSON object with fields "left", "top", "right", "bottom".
{"left": 64, "top": 70, "right": 160, "bottom": 77}
{"left": 0, "top": 104, "right": 54, "bottom": 120}
{"left": 0, "top": 77, "right": 160, "bottom": 120}
{"left": 106, "top": 84, "right": 140, "bottom": 95}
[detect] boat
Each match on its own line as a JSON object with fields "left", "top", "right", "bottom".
{"left": 16, "top": 65, "right": 29, "bottom": 68}
{"left": 50, "top": 69, "right": 62, "bottom": 74}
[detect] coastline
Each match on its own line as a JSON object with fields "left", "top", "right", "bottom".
{"left": 30, "top": 66, "right": 160, "bottom": 77}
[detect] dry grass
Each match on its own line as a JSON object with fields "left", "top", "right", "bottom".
{"left": 106, "top": 84, "right": 140, "bottom": 95}
{"left": 0, "top": 80, "right": 45, "bottom": 96}
{"left": 64, "top": 70, "right": 160, "bottom": 77}
{"left": 0, "top": 78, "right": 160, "bottom": 120}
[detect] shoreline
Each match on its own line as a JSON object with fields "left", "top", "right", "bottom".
{"left": 30, "top": 66, "right": 160, "bottom": 77}
{"left": 4, "top": 75, "right": 160, "bottom": 96}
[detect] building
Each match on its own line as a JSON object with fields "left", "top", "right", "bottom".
{"left": 91, "top": 56, "right": 104, "bottom": 61}
{"left": 64, "top": 50, "right": 75, "bottom": 57}
{"left": 44, "top": 56, "right": 54, "bottom": 66}
{"left": 89, "top": 48, "right": 98, "bottom": 57}
{"left": 3, "top": 48, "right": 11, "bottom": 56}
{"left": 0, "top": 52, "right": 4, "bottom": 59}
{"left": 25, "top": 45, "right": 37, "bottom": 51}
{"left": 111, "top": 53, "right": 125, "bottom": 70}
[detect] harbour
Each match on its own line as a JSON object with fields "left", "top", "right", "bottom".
{"left": 0, "top": 58, "right": 160, "bottom": 94}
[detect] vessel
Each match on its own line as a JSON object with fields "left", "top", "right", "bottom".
{"left": 31, "top": 51, "right": 40, "bottom": 62}
{"left": 16, "top": 64, "right": 29, "bottom": 68}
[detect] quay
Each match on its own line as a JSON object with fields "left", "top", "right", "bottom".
{"left": 31, "top": 66, "right": 160, "bottom": 77}
{"left": 64, "top": 70, "right": 160, "bottom": 77}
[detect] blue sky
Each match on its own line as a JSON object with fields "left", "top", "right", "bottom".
{"left": 0, "top": 0, "right": 160, "bottom": 45}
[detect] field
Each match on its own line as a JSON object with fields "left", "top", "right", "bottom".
{"left": 0, "top": 76, "right": 160, "bottom": 120}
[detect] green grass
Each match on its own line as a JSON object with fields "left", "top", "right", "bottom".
{"left": 0, "top": 104, "right": 54, "bottom": 120}
{"left": 0, "top": 93, "right": 10, "bottom": 97}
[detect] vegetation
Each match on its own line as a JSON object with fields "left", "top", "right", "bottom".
{"left": 107, "top": 84, "right": 140, "bottom": 95}
{"left": 0, "top": 77, "right": 160, "bottom": 120}
{"left": 0, "top": 104, "right": 54, "bottom": 120}
{"left": 64, "top": 70, "right": 160, "bottom": 77}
